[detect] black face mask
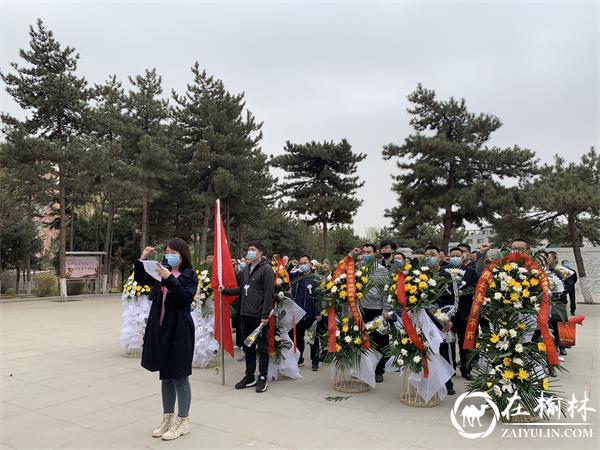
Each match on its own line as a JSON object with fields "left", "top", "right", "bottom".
{"left": 381, "top": 252, "right": 392, "bottom": 260}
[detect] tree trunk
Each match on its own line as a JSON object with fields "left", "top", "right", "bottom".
{"left": 15, "top": 266, "right": 20, "bottom": 295}
{"left": 237, "top": 223, "right": 242, "bottom": 259}
{"left": 441, "top": 207, "right": 453, "bottom": 253}
{"left": 104, "top": 199, "right": 114, "bottom": 290}
{"left": 200, "top": 204, "right": 210, "bottom": 259}
{"left": 226, "top": 201, "right": 231, "bottom": 239}
{"left": 25, "top": 254, "right": 32, "bottom": 295}
{"left": 322, "top": 219, "right": 328, "bottom": 257}
{"left": 567, "top": 212, "right": 593, "bottom": 303}
{"left": 58, "top": 162, "right": 67, "bottom": 300}
{"left": 69, "top": 208, "right": 75, "bottom": 252}
{"left": 141, "top": 195, "right": 148, "bottom": 252}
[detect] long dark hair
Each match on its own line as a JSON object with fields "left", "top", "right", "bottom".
{"left": 167, "top": 237, "right": 192, "bottom": 270}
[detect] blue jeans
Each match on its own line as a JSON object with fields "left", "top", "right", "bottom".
{"left": 161, "top": 377, "right": 191, "bottom": 417}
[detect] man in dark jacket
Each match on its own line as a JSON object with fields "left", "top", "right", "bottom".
{"left": 222, "top": 241, "right": 274, "bottom": 393}
{"left": 562, "top": 259, "right": 579, "bottom": 315}
{"left": 289, "top": 255, "right": 321, "bottom": 371}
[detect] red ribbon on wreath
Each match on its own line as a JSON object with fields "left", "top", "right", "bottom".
{"left": 395, "top": 270, "right": 429, "bottom": 378}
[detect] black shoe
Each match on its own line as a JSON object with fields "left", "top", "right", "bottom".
{"left": 375, "top": 373, "right": 384, "bottom": 383}
{"left": 255, "top": 375, "right": 268, "bottom": 393}
{"left": 447, "top": 386, "right": 456, "bottom": 395}
{"left": 571, "top": 311, "right": 576, "bottom": 316}
{"left": 235, "top": 375, "right": 256, "bottom": 389}
{"left": 311, "top": 361, "right": 319, "bottom": 371}
{"left": 549, "top": 367, "right": 558, "bottom": 377}
{"left": 462, "top": 372, "right": 474, "bottom": 381}
{"left": 559, "top": 348, "right": 567, "bottom": 356}
{"left": 298, "top": 358, "right": 305, "bottom": 367}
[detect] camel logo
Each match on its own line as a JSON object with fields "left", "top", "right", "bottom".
{"left": 450, "top": 392, "right": 500, "bottom": 439}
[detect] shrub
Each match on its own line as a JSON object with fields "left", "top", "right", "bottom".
{"left": 34, "top": 272, "right": 56, "bottom": 297}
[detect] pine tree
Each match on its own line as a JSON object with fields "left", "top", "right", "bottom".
{"left": 1, "top": 19, "right": 89, "bottom": 299}
{"left": 171, "top": 62, "right": 273, "bottom": 257}
{"left": 124, "top": 68, "right": 173, "bottom": 251}
{"left": 383, "top": 84, "right": 537, "bottom": 252}
{"left": 271, "top": 139, "right": 366, "bottom": 254}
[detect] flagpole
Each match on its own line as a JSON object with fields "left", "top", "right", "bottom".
{"left": 219, "top": 286, "right": 225, "bottom": 386}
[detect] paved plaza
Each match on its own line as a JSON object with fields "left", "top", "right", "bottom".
{"left": 1, "top": 296, "right": 599, "bottom": 449}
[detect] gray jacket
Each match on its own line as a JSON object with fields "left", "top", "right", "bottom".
{"left": 361, "top": 262, "right": 391, "bottom": 312}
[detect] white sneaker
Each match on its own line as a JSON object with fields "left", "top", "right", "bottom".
{"left": 161, "top": 416, "right": 190, "bottom": 440}
{"left": 152, "top": 413, "right": 175, "bottom": 438}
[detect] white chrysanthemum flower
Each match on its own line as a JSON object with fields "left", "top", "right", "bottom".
{"left": 397, "top": 358, "right": 404, "bottom": 366}
{"left": 510, "top": 262, "right": 518, "bottom": 270}
{"left": 353, "top": 325, "right": 359, "bottom": 331}
{"left": 327, "top": 274, "right": 332, "bottom": 281}
{"left": 275, "top": 335, "right": 281, "bottom": 342}
{"left": 515, "top": 343, "right": 524, "bottom": 353}
{"left": 428, "top": 279, "right": 437, "bottom": 287}
{"left": 512, "top": 357, "right": 524, "bottom": 366}
{"left": 497, "top": 340, "right": 509, "bottom": 351}
{"left": 413, "top": 270, "right": 421, "bottom": 276}
{"left": 340, "top": 273, "right": 347, "bottom": 279}
{"left": 355, "top": 270, "right": 362, "bottom": 277}
{"left": 344, "top": 335, "right": 352, "bottom": 343}
{"left": 493, "top": 385, "right": 502, "bottom": 396}
{"left": 499, "top": 328, "right": 508, "bottom": 337}
{"left": 421, "top": 266, "right": 430, "bottom": 272}
{"left": 335, "top": 330, "right": 340, "bottom": 337}
{"left": 518, "top": 266, "right": 528, "bottom": 273}
{"left": 514, "top": 301, "right": 523, "bottom": 309}
{"left": 276, "top": 278, "right": 283, "bottom": 286}
{"left": 400, "top": 349, "right": 408, "bottom": 356}
{"left": 199, "top": 293, "right": 206, "bottom": 300}
{"left": 413, "top": 355, "right": 422, "bottom": 363}
{"left": 330, "top": 286, "right": 338, "bottom": 294}
{"left": 509, "top": 329, "right": 517, "bottom": 338}
{"left": 494, "top": 292, "right": 503, "bottom": 300}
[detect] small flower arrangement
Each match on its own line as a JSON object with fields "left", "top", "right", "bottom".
{"left": 386, "top": 323, "right": 431, "bottom": 374}
{"left": 192, "top": 268, "right": 213, "bottom": 315}
{"left": 321, "top": 315, "right": 369, "bottom": 372}
{"left": 319, "top": 261, "right": 371, "bottom": 310}
{"left": 123, "top": 273, "right": 151, "bottom": 300}
{"left": 386, "top": 260, "right": 448, "bottom": 311}
{"left": 467, "top": 321, "right": 564, "bottom": 420}
{"left": 273, "top": 261, "right": 291, "bottom": 300}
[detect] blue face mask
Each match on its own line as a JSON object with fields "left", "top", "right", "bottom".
{"left": 424, "top": 256, "right": 438, "bottom": 268}
{"left": 246, "top": 250, "right": 257, "bottom": 261}
{"left": 165, "top": 253, "right": 181, "bottom": 268}
{"left": 563, "top": 263, "right": 572, "bottom": 269}
{"left": 239, "top": 262, "right": 246, "bottom": 270}
{"left": 299, "top": 264, "right": 310, "bottom": 273}
{"left": 362, "top": 255, "right": 372, "bottom": 263}
{"left": 391, "top": 259, "right": 404, "bottom": 270}
{"left": 449, "top": 256, "right": 463, "bottom": 268}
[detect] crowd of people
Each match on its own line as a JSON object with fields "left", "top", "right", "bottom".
{"left": 134, "top": 236, "right": 579, "bottom": 440}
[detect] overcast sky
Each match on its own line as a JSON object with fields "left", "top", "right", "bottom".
{"left": 1, "top": 0, "right": 598, "bottom": 235}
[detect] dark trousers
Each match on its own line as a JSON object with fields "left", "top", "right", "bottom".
{"left": 240, "top": 315, "right": 269, "bottom": 379}
{"left": 454, "top": 316, "right": 472, "bottom": 374}
{"left": 232, "top": 299, "right": 243, "bottom": 348}
{"left": 362, "top": 308, "right": 389, "bottom": 375}
{"left": 289, "top": 317, "right": 320, "bottom": 363}
{"left": 567, "top": 288, "right": 576, "bottom": 315}
{"left": 438, "top": 342, "right": 454, "bottom": 390}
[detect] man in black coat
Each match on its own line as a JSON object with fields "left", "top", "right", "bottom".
{"left": 442, "top": 247, "right": 479, "bottom": 381}
{"left": 222, "top": 241, "right": 274, "bottom": 393}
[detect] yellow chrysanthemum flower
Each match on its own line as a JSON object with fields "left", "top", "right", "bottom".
{"left": 342, "top": 325, "right": 349, "bottom": 333}
{"left": 516, "top": 322, "right": 526, "bottom": 330}
{"left": 510, "top": 292, "right": 519, "bottom": 301}
{"left": 342, "top": 317, "right": 349, "bottom": 324}
{"left": 418, "top": 281, "right": 428, "bottom": 289}
{"left": 336, "top": 343, "right": 342, "bottom": 352}
{"left": 490, "top": 334, "right": 500, "bottom": 344}
{"left": 401, "top": 337, "right": 409, "bottom": 345}
{"left": 404, "top": 264, "right": 412, "bottom": 271}
{"left": 339, "top": 291, "right": 348, "bottom": 299}
{"left": 502, "top": 357, "right": 512, "bottom": 366}
{"left": 542, "top": 378, "right": 549, "bottom": 390}
{"left": 530, "top": 278, "right": 539, "bottom": 286}
{"left": 357, "top": 292, "right": 364, "bottom": 299}
{"left": 361, "top": 276, "right": 368, "bottom": 284}
{"left": 522, "top": 289, "right": 530, "bottom": 298}
{"left": 356, "top": 282, "right": 363, "bottom": 289}
{"left": 503, "top": 369, "right": 515, "bottom": 380}
{"left": 354, "top": 337, "right": 362, "bottom": 345}
{"left": 537, "top": 342, "right": 546, "bottom": 352}
{"left": 488, "top": 280, "right": 496, "bottom": 289}
{"left": 408, "top": 295, "right": 417, "bottom": 304}
{"left": 326, "top": 281, "right": 334, "bottom": 290}
{"left": 419, "top": 274, "right": 429, "bottom": 281}
{"left": 503, "top": 264, "right": 513, "bottom": 272}
{"left": 392, "top": 274, "right": 398, "bottom": 281}
{"left": 518, "top": 368, "right": 529, "bottom": 380}
{"left": 486, "top": 382, "right": 493, "bottom": 388}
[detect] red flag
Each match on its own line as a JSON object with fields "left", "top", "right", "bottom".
{"left": 211, "top": 199, "right": 237, "bottom": 357}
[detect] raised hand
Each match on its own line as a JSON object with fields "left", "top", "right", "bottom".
{"left": 141, "top": 246, "right": 156, "bottom": 260}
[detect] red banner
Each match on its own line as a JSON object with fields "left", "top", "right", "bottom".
{"left": 463, "top": 253, "right": 559, "bottom": 366}
{"left": 395, "top": 270, "right": 429, "bottom": 378}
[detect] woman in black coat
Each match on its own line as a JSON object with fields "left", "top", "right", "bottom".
{"left": 134, "top": 238, "right": 198, "bottom": 441}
